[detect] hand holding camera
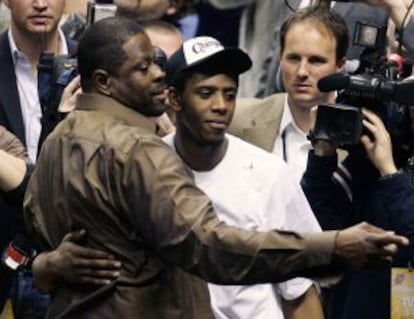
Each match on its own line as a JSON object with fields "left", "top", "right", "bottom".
{"left": 360, "top": 109, "right": 398, "bottom": 176}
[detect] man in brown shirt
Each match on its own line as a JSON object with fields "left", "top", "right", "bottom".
{"left": 23, "top": 17, "right": 408, "bottom": 318}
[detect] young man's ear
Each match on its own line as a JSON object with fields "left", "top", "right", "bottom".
{"left": 168, "top": 87, "right": 182, "bottom": 112}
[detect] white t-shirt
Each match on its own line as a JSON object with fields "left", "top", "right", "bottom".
{"left": 163, "top": 133, "right": 321, "bottom": 319}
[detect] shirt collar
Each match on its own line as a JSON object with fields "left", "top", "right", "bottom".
{"left": 8, "top": 27, "right": 68, "bottom": 65}
{"left": 280, "top": 96, "right": 297, "bottom": 135}
{"left": 76, "top": 93, "right": 158, "bottom": 134}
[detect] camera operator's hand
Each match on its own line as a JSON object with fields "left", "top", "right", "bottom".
{"left": 309, "top": 106, "right": 338, "bottom": 156}
{"left": 58, "top": 75, "right": 81, "bottom": 113}
{"left": 334, "top": 222, "right": 409, "bottom": 268}
{"left": 32, "top": 229, "right": 121, "bottom": 293}
{"left": 360, "top": 0, "right": 414, "bottom": 30}
{"left": 360, "top": 109, "right": 398, "bottom": 177}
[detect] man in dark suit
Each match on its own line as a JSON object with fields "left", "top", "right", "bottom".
{"left": 0, "top": 0, "right": 75, "bottom": 316}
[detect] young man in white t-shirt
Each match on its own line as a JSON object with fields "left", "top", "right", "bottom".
{"left": 163, "top": 35, "right": 325, "bottom": 319}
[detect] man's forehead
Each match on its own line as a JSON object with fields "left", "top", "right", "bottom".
{"left": 119, "top": 33, "right": 150, "bottom": 61}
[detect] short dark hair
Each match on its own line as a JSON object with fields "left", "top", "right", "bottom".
{"left": 77, "top": 17, "right": 145, "bottom": 92}
{"left": 280, "top": 7, "right": 349, "bottom": 63}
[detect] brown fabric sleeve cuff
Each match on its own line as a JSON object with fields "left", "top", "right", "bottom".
{"left": 303, "top": 231, "right": 338, "bottom": 264}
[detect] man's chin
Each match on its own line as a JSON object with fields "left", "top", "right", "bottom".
{"left": 147, "top": 104, "right": 167, "bottom": 117}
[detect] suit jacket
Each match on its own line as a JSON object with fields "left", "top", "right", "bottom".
{"left": 229, "top": 93, "right": 286, "bottom": 152}
{"left": 257, "top": 2, "right": 389, "bottom": 97}
{"left": 228, "top": 94, "right": 348, "bottom": 161}
{"left": 0, "top": 30, "right": 76, "bottom": 308}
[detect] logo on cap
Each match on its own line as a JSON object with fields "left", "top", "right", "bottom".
{"left": 192, "top": 39, "right": 222, "bottom": 54}
{"left": 183, "top": 36, "right": 224, "bottom": 65}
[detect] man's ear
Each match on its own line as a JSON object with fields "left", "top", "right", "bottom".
{"left": 168, "top": 87, "right": 182, "bottom": 112}
{"left": 92, "top": 70, "right": 111, "bottom": 96}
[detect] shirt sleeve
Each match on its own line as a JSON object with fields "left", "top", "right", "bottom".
{"left": 301, "top": 150, "right": 355, "bottom": 230}
{"left": 122, "top": 137, "right": 341, "bottom": 285}
{"left": 0, "top": 125, "right": 27, "bottom": 159}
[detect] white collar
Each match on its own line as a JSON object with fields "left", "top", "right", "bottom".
{"left": 8, "top": 27, "right": 69, "bottom": 65}
{"left": 280, "top": 96, "right": 304, "bottom": 136}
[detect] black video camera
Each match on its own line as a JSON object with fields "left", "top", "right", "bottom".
{"left": 37, "top": 51, "right": 79, "bottom": 146}
{"left": 314, "top": 21, "right": 413, "bottom": 163}
{"left": 86, "top": 0, "right": 117, "bottom": 25}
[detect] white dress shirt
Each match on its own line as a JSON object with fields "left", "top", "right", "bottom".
{"left": 273, "top": 98, "right": 313, "bottom": 184}
{"left": 8, "top": 28, "right": 68, "bottom": 163}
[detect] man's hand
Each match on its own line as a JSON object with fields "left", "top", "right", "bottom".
{"left": 334, "top": 222, "right": 409, "bottom": 268}
{"left": 32, "top": 229, "right": 121, "bottom": 293}
{"left": 58, "top": 75, "right": 81, "bottom": 113}
{"left": 359, "top": 0, "right": 413, "bottom": 30}
{"left": 309, "top": 106, "right": 338, "bottom": 157}
{"left": 360, "top": 109, "right": 397, "bottom": 177}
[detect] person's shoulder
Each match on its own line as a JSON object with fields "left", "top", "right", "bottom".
{"left": 236, "top": 93, "right": 285, "bottom": 113}
{"left": 230, "top": 93, "right": 286, "bottom": 132}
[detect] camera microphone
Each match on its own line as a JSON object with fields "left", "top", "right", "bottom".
{"left": 318, "top": 73, "right": 414, "bottom": 105}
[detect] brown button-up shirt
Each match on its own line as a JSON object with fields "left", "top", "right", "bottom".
{"left": 24, "top": 93, "right": 340, "bottom": 318}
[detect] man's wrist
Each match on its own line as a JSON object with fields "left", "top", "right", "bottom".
{"left": 379, "top": 169, "right": 403, "bottom": 180}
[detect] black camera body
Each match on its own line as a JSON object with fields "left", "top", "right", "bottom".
{"left": 314, "top": 21, "right": 413, "bottom": 162}
{"left": 86, "top": 0, "right": 117, "bottom": 25}
{"left": 313, "top": 103, "right": 363, "bottom": 146}
{"left": 37, "top": 52, "right": 79, "bottom": 145}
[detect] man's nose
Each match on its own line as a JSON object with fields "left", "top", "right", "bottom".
{"left": 33, "top": 0, "right": 49, "bottom": 9}
{"left": 151, "top": 63, "right": 166, "bottom": 84}
{"left": 211, "top": 94, "right": 227, "bottom": 112}
{"left": 297, "top": 61, "right": 310, "bottom": 77}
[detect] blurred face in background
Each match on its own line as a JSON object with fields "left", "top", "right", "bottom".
{"left": 4, "top": 0, "right": 65, "bottom": 36}
{"left": 64, "top": 0, "right": 87, "bottom": 16}
{"left": 280, "top": 20, "right": 343, "bottom": 112}
{"left": 145, "top": 28, "right": 182, "bottom": 58}
{"left": 114, "top": 0, "right": 176, "bottom": 21}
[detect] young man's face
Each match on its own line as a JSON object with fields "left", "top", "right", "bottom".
{"left": 173, "top": 73, "right": 238, "bottom": 145}
{"left": 5, "top": 0, "right": 65, "bottom": 36}
{"left": 280, "top": 21, "right": 343, "bottom": 111}
{"left": 109, "top": 33, "right": 167, "bottom": 116}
